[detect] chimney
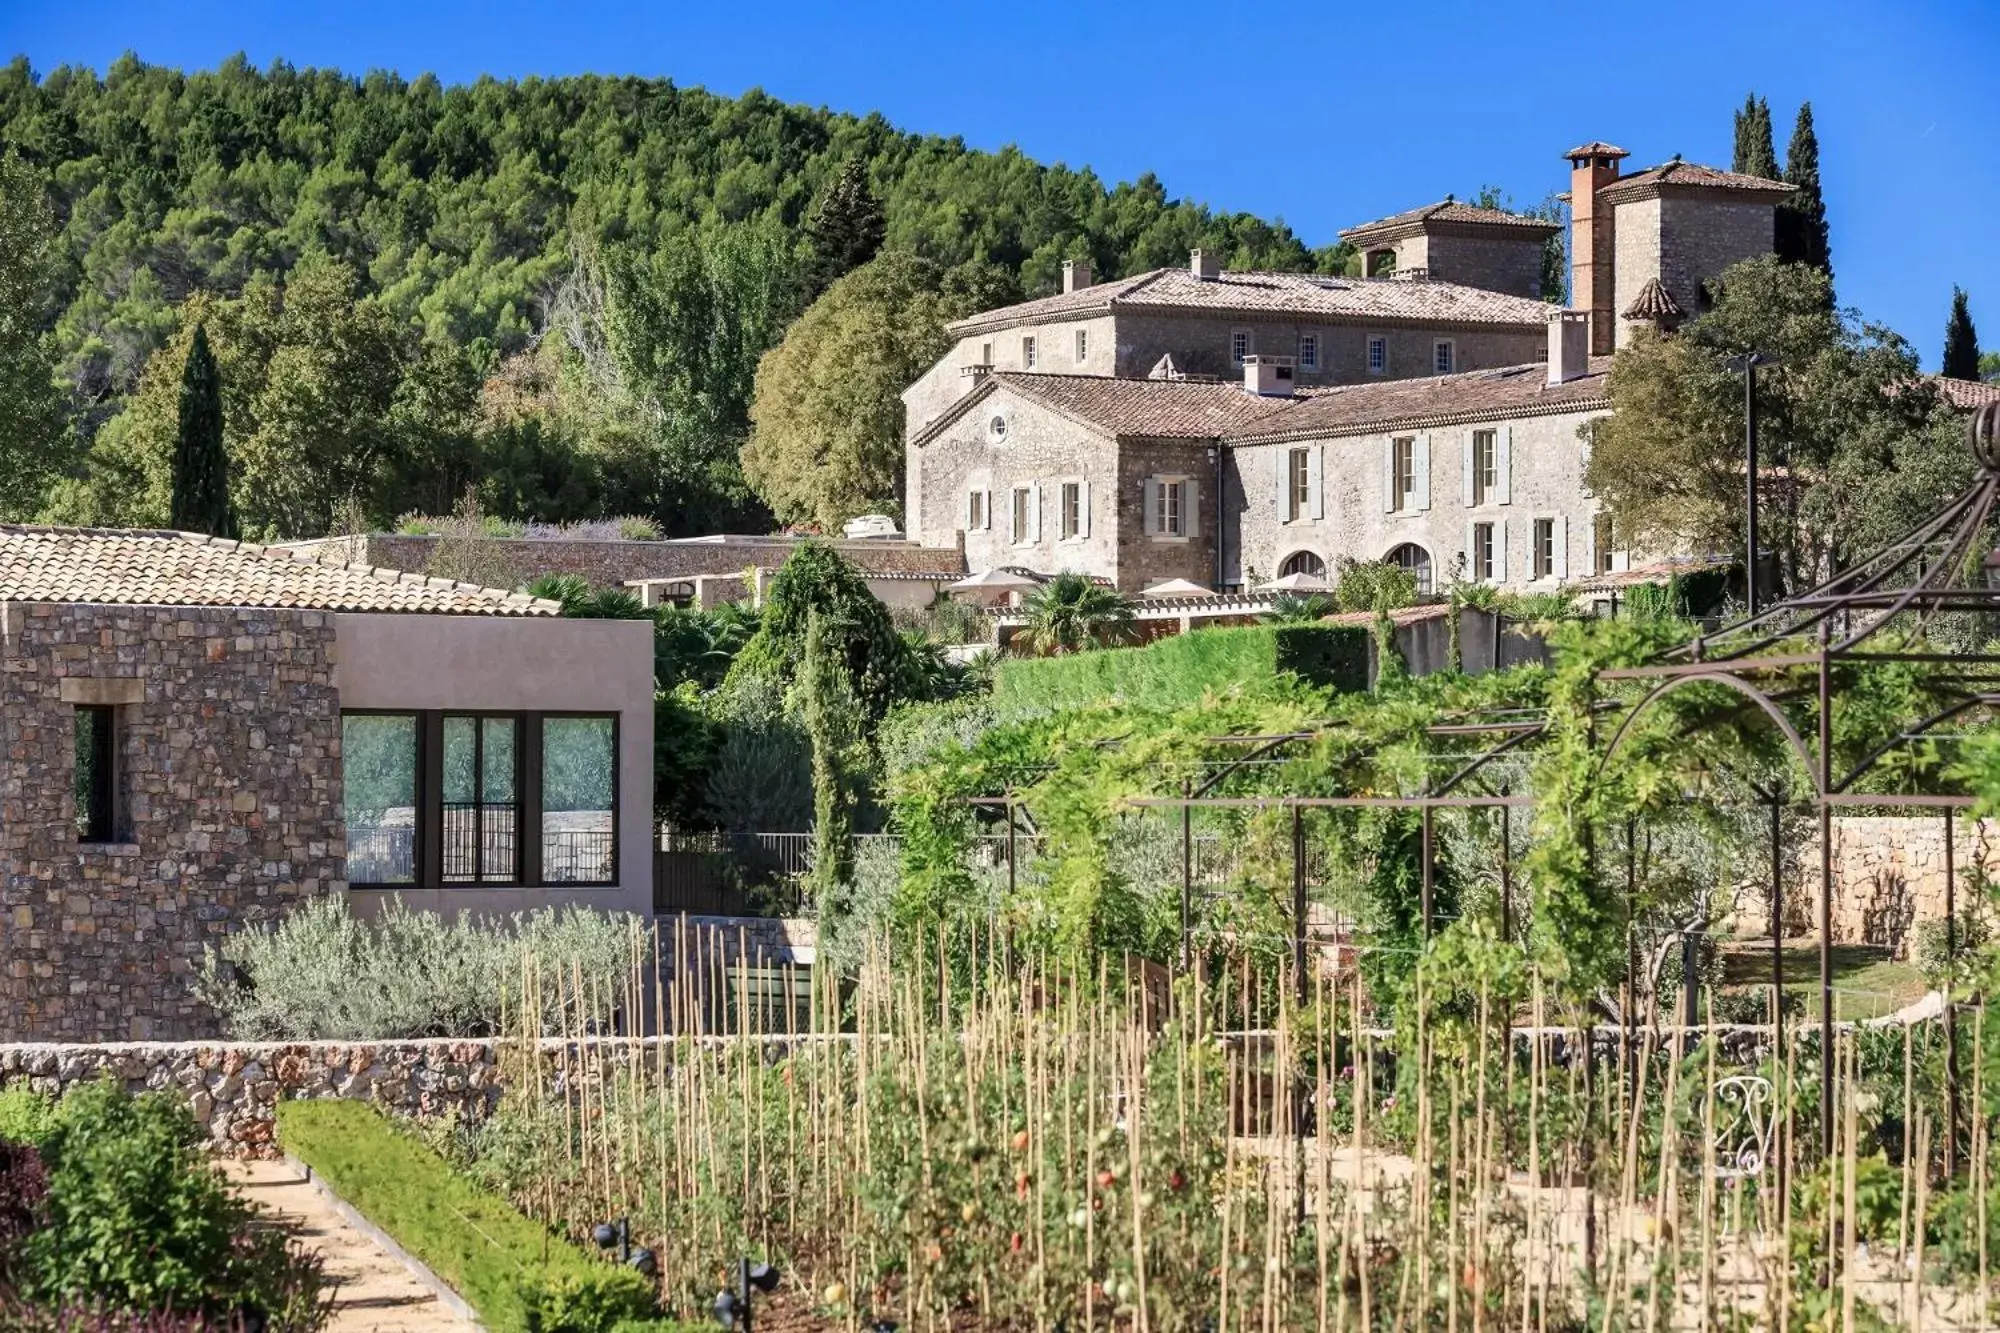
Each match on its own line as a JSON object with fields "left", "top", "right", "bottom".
{"left": 1062, "top": 258, "right": 1093, "bottom": 293}
{"left": 1547, "top": 310, "right": 1591, "bottom": 385}
{"left": 1242, "top": 355, "right": 1296, "bottom": 398}
{"left": 1190, "top": 248, "right": 1221, "bottom": 281}
{"left": 1564, "top": 141, "right": 1627, "bottom": 357}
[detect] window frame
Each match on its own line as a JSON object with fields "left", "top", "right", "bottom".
{"left": 1298, "top": 333, "right": 1318, "bottom": 371}
{"left": 1230, "top": 330, "right": 1250, "bottom": 366}
{"left": 340, "top": 709, "right": 620, "bottom": 890}
{"left": 967, "top": 489, "right": 988, "bottom": 531}
{"left": 1021, "top": 335, "right": 1037, "bottom": 369}
{"left": 74, "top": 703, "right": 119, "bottom": 845}
{"left": 1160, "top": 479, "right": 1185, "bottom": 538}
{"left": 1059, "top": 480, "right": 1083, "bottom": 541}
{"left": 1389, "top": 436, "right": 1416, "bottom": 513}
{"left": 1472, "top": 429, "right": 1497, "bottom": 507}
{"left": 1287, "top": 447, "right": 1312, "bottom": 522}
{"left": 1434, "top": 339, "right": 1455, "bottom": 375}
{"left": 1366, "top": 336, "right": 1388, "bottom": 376}
{"left": 1471, "top": 522, "right": 1496, "bottom": 583}
{"left": 1594, "top": 513, "right": 1616, "bottom": 574}
{"left": 1532, "top": 517, "right": 1556, "bottom": 580}
{"left": 1075, "top": 328, "right": 1088, "bottom": 363}
{"left": 439, "top": 711, "right": 525, "bottom": 887}
{"left": 1011, "top": 486, "right": 1033, "bottom": 544}
{"left": 1386, "top": 542, "right": 1434, "bottom": 596}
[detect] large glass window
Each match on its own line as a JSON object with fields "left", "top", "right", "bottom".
{"left": 442, "top": 715, "right": 519, "bottom": 884}
{"left": 343, "top": 713, "right": 418, "bottom": 884}
{"left": 542, "top": 717, "right": 617, "bottom": 885}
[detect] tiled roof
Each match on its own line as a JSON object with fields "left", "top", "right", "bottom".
{"left": 919, "top": 372, "right": 1285, "bottom": 445}
{"left": 1937, "top": 377, "right": 2000, "bottom": 410}
{"left": 1563, "top": 141, "right": 1630, "bottom": 159}
{"left": 1622, "top": 277, "right": 1684, "bottom": 321}
{"left": 947, "top": 266, "right": 1555, "bottom": 336}
{"left": 1225, "top": 359, "right": 1614, "bottom": 444}
{"left": 1339, "top": 200, "right": 1560, "bottom": 240}
{"left": 1596, "top": 160, "right": 1792, "bottom": 201}
{"left": 0, "top": 527, "right": 560, "bottom": 615}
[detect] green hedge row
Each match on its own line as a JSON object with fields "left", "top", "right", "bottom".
{"left": 276, "top": 1100, "right": 681, "bottom": 1333}
{"left": 993, "top": 623, "right": 1370, "bottom": 715}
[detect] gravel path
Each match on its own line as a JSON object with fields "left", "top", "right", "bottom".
{"left": 223, "top": 1160, "right": 479, "bottom": 1333}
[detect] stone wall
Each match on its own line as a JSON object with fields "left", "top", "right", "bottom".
{"left": 0, "top": 1041, "right": 502, "bottom": 1157}
{"left": 279, "top": 533, "right": 965, "bottom": 591}
{"left": 0, "top": 603, "right": 346, "bottom": 1041}
{"left": 1612, "top": 191, "right": 1776, "bottom": 349}
{"left": 1815, "top": 817, "right": 2000, "bottom": 956}
{"left": 1420, "top": 229, "right": 1549, "bottom": 302}
{"left": 1110, "top": 311, "right": 1544, "bottom": 386}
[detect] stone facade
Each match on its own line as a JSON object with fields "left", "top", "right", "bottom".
{"left": 1387, "top": 228, "right": 1548, "bottom": 301}
{"left": 0, "top": 603, "right": 346, "bottom": 1041}
{"left": 1228, "top": 404, "right": 1620, "bottom": 590}
{"left": 1813, "top": 817, "right": 2000, "bottom": 956}
{"left": 280, "top": 533, "right": 966, "bottom": 593}
{"left": 1612, "top": 190, "right": 1777, "bottom": 350}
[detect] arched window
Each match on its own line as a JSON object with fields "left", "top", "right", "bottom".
{"left": 1385, "top": 543, "right": 1433, "bottom": 595}
{"left": 1278, "top": 550, "right": 1328, "bottom": 579}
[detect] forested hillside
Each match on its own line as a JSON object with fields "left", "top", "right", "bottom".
{"left": 0, "top": 54, "right": 1345, "bottom": 538}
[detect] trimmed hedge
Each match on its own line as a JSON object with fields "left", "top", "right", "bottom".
{"left": 275, "top": 1101, "right": 664, "bottom": 1333}
{"left": 993, "top": 623, "right": 1369, "bottom": 715}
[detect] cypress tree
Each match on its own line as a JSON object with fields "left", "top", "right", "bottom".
{"left": 170, "top": 324, "right": 236, "bottom": 538}
{"left": 803, "top": 158, "right": 886, "bottom": 298}
{"left": 1733, "top": 94, "right": 1780, "bottom": 181}
{"left": 1944, "top": 287, "right": 1981, "bottom": 380}
{"left": 1778, "top": 103, "right": 1833, "bottom": 293}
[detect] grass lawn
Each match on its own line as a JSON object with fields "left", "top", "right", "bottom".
{"left": 1716, "top": 938, "right": 1927, "bottom": 1021}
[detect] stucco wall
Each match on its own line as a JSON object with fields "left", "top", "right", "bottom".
{"left": 0, "top": 602, "right": 346, "bottom": 1042}
{"left": 332, "top": 614, "right": 656, "bottom": 921}
{"left": 903, "top": 315, "right": 1121, "bottom": 445}
{"left": 1228, "top": 405, "right": 1616, "bottom": 590}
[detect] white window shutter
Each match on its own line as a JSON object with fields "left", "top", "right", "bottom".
{"left": 1464, "top": 522, "right": 1476, "bottom": 581}
{"left": 1582, "top": 513, "right": 1597, "bottom": 575}
{"left": 1555, "top": 515, "right": 1569, "bottom": 580}
{"left": 1382, "top": 439, "right": 1396, "bottom": 513}
{"left": 1308, "top": 447, "right": 1325, "bottom": 520}
{"left": 1579, "top": 440, "right": 1595, "bottom": 499}
{"left": 1414, "top": 434, "right": 1432, "bottom": 511}
{"left": 1186, "top": 477, "right": 1200, "bottom": 540}
{"left": 965, "top": 491, "right": 976, "bottom": 528}
{"left": 983, "top": 490, "right": 992, "bottom": 530}
{"left": 1496, "top": 427, "right": 1513, "bottom": 505}
{"left": 1495, "top": 520, "right": 1509, "bottom": 584}
{"left": 1461, "top": 433, "right": 1474, "bottom": 505}
{"left": 1079, "top": 479, "right": 1091, "bottom": 539}
{"left": 1143, "top": 478, "right": 1158, "bottom": 537}
{"left": 1030, "top": 483, "right": 1042, "bottom": 542}
{"left": 1274, "top": 450, "right": 1289, "bottom": 520}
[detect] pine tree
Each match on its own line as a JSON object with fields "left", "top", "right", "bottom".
{"left": 803, "top": 158, "right": 886, "bottom": 298}
{"left": 1733, "top": 94, "right": 1780, "bottom": 181}
{"left": 170, "top": 324, "right": 236, "bottom": 537}
{"left": 1777, "top": 102, "right": 1833, "bottom": 287}
{"left": 1943, "top": 287, "right": 1981, "bottom": 380}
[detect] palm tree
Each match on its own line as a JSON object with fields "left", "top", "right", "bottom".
{"left": 1261, "top": 592, "right": 1335, "bottom": 624}
{"left": 1015, "top": 572, "right": 1138, "bottom": 655}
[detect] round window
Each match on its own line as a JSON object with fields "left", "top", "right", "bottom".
{"left": 989, "top": 414, "right": 1008, "bottom": 442}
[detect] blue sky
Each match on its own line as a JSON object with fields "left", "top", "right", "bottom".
{"left": 6, "top": 0, "right": 1997, "bottom": 369}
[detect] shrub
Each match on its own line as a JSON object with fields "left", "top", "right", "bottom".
{"left": 0, "top": 1142, "right": 47, "bottom": 1278}
{"left": 19, "top": 1081, "right": 326, "bottom": 1327}
{"left": 614, "top": 517, "right": 662, "bottom": 541}
{"left": 992, "top": 623, "right": 1368, "bottom": 716}
{"left": 278, "top": 1101, "right": 654, "bottom": 1333}
{"left": 195, "top": 897, "right": 643, "bottom": 1040}
{"left": 0, "top": 1089, "right": 55, "bottom": 1146}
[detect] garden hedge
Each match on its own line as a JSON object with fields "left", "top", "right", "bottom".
{"left": 275, "top": 1100, "right": 666, "bottom": 1333}
{"left": 994, "top": 623, "right": 1370, "bottom": 714}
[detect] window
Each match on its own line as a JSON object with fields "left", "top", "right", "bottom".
{"left": 541, "top": 716, "right": 617, "bottom": 885}
{"left": 1387, "top": 543, "right": 1434, "bottom": 595}
{"left": 1278, "top": 550, "right": 1327, "bottom": 579}
{"left": 1287, "top": 448, "right": 1312, "bottom": 521}
{"left": 441, "top": 715, "right": 519, "bottom": 884}
{"left": 341, "top": 712, "right": 619, "bottom": 888}
{"left": 1367, "top": 337, "right": 1388, "bottom": 375}
{"left": 1075, "top": 329, "right": 1089, "bottom": 363}
{"left": 1159, "top": 480, "right": 1185, "bottom": 537}
{"left": 967, "top": 490, "right": 988, "bottom": 531}
{"left": 1594, "top": 513, "right": 1616, "bottom": 574}
{"left": 1011, "top": 487, "right": 1033, "bottom": 543}
{"left": 1471, "top": 522, "right": 1496, "bottom": 582}
{"left": 1471, "top": 429, "right": 1498, "bottom": 506}
{"left": 74, "top": 704, "right": 118, "bottom": 844}
{"left": 1059, "top": 481, "right": 1083, "bottom": 540}
{"left": 1389, "top": 437, "right": 1416, "bottom": 512}
{"left": 1021, "top": 336, "right": 1037, "bottom": 369}
{"left": 343, "top": 712, "right": 418, "bottom": 883}
{"left": 1231, "top": 330, "right": 1249, "bottom": 365}
{"left": 981, "top": 342, "right": 993, "bottom": 365}
{"left": 1434, "top": 340, "right": 1455, "bottom": 375}
{"left": 1532, "top": 518, "right": 1556, "bottom": 580}
{"left": 988, "top": 414, "right": 1008, "bottom": 443}
{"left": 1298, "top": 334, "right": 1318, "bottom": 370}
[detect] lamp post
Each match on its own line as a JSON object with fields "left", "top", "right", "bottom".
{"left": 593, "top": 1217, "right": 658, "bottom": 1279}
{"left": 713, "top": 1259, "right": 781, "bottom": 1331}
{"left": 1725, "top": 351, "right": 1779, "bottom": 613}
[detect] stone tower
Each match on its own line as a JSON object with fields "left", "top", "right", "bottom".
{"left": 1596, "top": 160, "right": 1792, "bottom": 348}
{"left": 1564, "top": 142, "right": 1628, "bottom": 355}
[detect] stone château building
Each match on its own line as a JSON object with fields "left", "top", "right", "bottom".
{"left": 903, "top": 140, "right": 1791, "bottom": 594}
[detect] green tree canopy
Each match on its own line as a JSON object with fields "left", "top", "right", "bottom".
{"left": 803, "top": 157, "right": 886, "bottom": 299}
{"left": 742, "top": 250, "right": 1013, "bottom": 529}
{"left": 1586, "top": 256, "right": 1963, "bottom": 594}
{"left": 1944, "top": 286, "right": 1981, "bottom": 381}
{"left": 0, "top": 151, "right": 66, "bottom": 519}
{"left": 1777, "top": 102, "right": 1832, "bottom": 288}
{"left": 723, "top": 543, "right": 915, "bottom": 724}
{"left": 1732, "top": 93, "right": 1780, "bottom": 180}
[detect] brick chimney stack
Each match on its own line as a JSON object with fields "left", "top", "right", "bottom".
{"left": 1062, "top": 258, "right": 1093, "bottom": 293}
{"left": 1563, "top": 141, "right": 1628, "bottom": 356}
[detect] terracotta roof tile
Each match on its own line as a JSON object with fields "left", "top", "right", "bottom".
{"left": 1339, "top": 200, "right": 1560, "bottom": 241}
{"left": 1225, "top": 359, "right": 1614, "bottom": 443}
{"left": 1563, "top": 141, "right": 1630, "bottom": 159}
{"left": 948, "top": 266, "right": 1555, "bottom": 336}
{"left": 989, "top": 372, "right": 1285, "bottom": 439}
{"left": 1596, "top": 160, "right": 1792, "bottom": 201}
{"left": 1937, "top": 377, "right": 2000, "bottom": 410}
{"left": 1622, "top": 277, "right": 1684, "bottom": 321}
{"left": 0, "top": 527, "right": 561, "bottom": 615}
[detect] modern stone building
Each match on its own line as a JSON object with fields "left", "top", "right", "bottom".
{"left": 0, "top": 527, "right": 656, "bottom": 1041}
{"left": 905, "top": 138, "right": 1790, "bottom": 595}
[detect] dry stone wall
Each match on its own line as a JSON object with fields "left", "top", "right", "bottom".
{"left": 1813, "top": 817, "right": 2000, "bottom": 956}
